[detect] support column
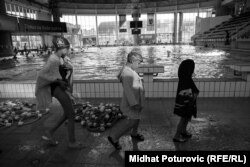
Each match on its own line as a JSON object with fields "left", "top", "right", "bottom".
{"left": 52, "top": 8, "right": 60, "bottom": 22}
{"left": 216, "top": 0, "right": 230, "bottom": 16}
{"left": 0, "top": 31, "right": 13, "bottom": 57}
{"left": 95, "top": 12, "right": 99, "bottom": 46}
{"left": 178, "top": 12, "right": 183, "bottom": 43}
{"left": 0, "top": 2, "right": 13, "bottom": 57}
{"left": 154, "top": 8, "right": 157, "bottom": 43}
{"left": 132, "top": 7, "right": 140, "bottom": 45}
{"left": 173, "top": 12, "right": 178, "bottom": 44}
{"left": 0, "top": 0, "right": 6, "bottom": 15}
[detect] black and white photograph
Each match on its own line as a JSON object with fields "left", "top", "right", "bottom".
{"left": 0, "top": 0, "right": 250, "bottom": 167}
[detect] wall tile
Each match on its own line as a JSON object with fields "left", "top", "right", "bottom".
{"left": 205, "top": 82, "right": 210, "bottom": 91}
{"left": 215, "top": 82, "right": 220, "bottom": 91}
{"left": 114, "top": 83, "right": 119, "bottom": 92}
{"left": 153, "top": 91, "right": 158, "bottom": 97}
{"left": 94, "top": 83, "right": 100, "bottom": 93}
{"left": 118, "top": 84, "right": 123, "bottom": 92}
{"left": 163, "top": 82, "right": 168, "bottom": 91}
{"left": 169, "top": 92, "right": 174, "bottom": 97}
{"left": 90, "top": 93, "right": 96, "bottom": 98}
{"left": 0, "top": 84, "right": 4, "bottom": 92}
{"left": 214, "top": 92, "right": 219, "bottom": 97}
{"left": 153, "top": 82, "right": 158, "bottom": 92}
{"left": 158, "top": 82, "right": 164, "bottom": 92}
{"left": 144, "top": 83, "right": 149, "bottom": 91}
{"left": 245, "top": 91, "right": 250, "bottom": 97}
{"left": 169, "top": 82, "right": 174, "bottom": 92}
{"left": 210, "top": 82, "right": 215, "bottom": 92}
{"left": 219, "top": 82, "right": 225, "bottom": 92}
{"left": 100, "top": 84, "right": 105, "bottom": 92}
{"left": 240, "top": 82, "right": 246, "bottom": 91}
{"left": 90, "top": 83, "right": 95, "bottom": 93}
{"left": 246, "top": 82, "right": 250, "bottom": 91}
{"left": 239, "top": 91, "right": 245, "bottom": 97}
{"left": 148, "top": 82, "right": 153, "bottom": 92}
{"left": 86, "top": 84, "right": 91, "bottom": 93}
{"left": 230, "top": 82, "right": 236, "bottom": 92}
{"left": 99, "top": 93, "right": 105, "bottom": 98}
{"left": 149, "top": 91, "right": 153, "bottom": 97}
{"left": 85, "top": 93, "right": 91, "bottom": 98}
{"left": 224, "top": 92, "right": 230, "bottom": 97}
{"left": 209, "top": 92, "right": 214, "bottom": 97}
{"left": 219, "top": 92, "right": 224, "bottom": 97}
{"left": 229, "top": 92, "right": 235, "bottom": 97}
{"left": 163, "top": 91, "right": 168, "bottom": 97}
{"left": 225, "top": 82, "right": 230, "bottom": 91}
{"left": 159, "top": 91, "right": 164, "bottom": 97}
{"left": 199, "top": 82, "right": 205, "bottom": 91}
{"left": 109, "top": 83, "right": 114, "bottom": 92}
{"left": 173, "top": 82, "right": 178, "bottom": 90}
{"left": 80, "top": 83, "right": 86, "bottom": 93}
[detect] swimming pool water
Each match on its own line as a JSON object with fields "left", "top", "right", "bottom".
{"left": 1, "top": 45, "right": 250, "bottom": 81}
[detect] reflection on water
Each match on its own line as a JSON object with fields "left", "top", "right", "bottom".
{"left": 1, "top": 45, "right": 250, "bottom": 81}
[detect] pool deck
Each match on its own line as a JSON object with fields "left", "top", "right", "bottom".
{"left": 0, "top": 97, "right": 250, "bottom": 167}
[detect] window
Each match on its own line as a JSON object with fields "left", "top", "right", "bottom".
{"left": 77, "top": 15, "right": 97, "bottom": 36}
{"left": 5, "top": 2, "right": 37, "bottom": 20}
{"left": 156, "top": 13, "right": 175, "bottom": 43}
{"left": 12, "top": 35, "right": 42, "bottom": 50}
{"left": 97, "top": 15, "right": 117, "bottom": 45}
{"left": 60, "top": 15, "right": 76, "bottom": 25}
{"left": 117, "top": 14, "right": 134, "bottom": 45}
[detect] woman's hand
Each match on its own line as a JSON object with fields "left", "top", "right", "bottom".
{"left": 131, "top": 104, "right": 143, "bottom": 112}
{"left": 56, "top": 79, "right": 68, "bottom": 90}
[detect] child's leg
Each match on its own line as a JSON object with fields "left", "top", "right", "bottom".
{"left": 181, "top": 118, "right": 189, "bottom": 134}
{"left": 131, "top": 119, "right": 140, "bottom": 135}
{"left": 174, "top": 117, "right": 186, "bottom": 139}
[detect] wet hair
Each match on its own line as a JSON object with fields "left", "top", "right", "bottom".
{"left": 127, "top": 51, "right": 143, "bottom": 63}
{"left": 178, "top": 59, "right": 195, "bottom": 79}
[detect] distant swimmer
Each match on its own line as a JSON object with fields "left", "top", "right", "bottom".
{"left": 167, "top": 50, "right": 171, "bottom": 57}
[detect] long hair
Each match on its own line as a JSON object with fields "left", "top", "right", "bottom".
{"left": 178, "top": 59, "right": 195, "bottom": 80}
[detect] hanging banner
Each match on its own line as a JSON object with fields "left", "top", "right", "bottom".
{"left": 18, "top": 18, "right": 67, "bottom": 33}
{"left": 147, "top": 13, "right": 154, "bottom": 31}
{"left": 119, "top": 14, "right": 127, "bottom": 32}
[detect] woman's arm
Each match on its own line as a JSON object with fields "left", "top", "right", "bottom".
{"left": 122, "top": 74, "right": 138, "bottom": 107}
{"left": 38, "top": 58, "right": 62, "bottom": 83}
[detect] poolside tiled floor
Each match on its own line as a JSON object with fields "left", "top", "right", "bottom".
{"left": 1, "top": 97, "right": 250, "bottom": 167}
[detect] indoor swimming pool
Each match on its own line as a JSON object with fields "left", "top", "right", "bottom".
{"left": 1, "top": 45, "right": 250, "bottom": 81}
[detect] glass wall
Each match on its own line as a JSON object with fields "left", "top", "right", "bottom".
{"left": 5, "top": 2, "right": 37, "bottom": 20}
{"left": 60, "top": 8, "right": 212, "bottom": 45}
{"left": 156, "top": 13, "right": 175, "bottom": 43}
{"left": 117, "top": 15, "right": 134, "bottom": 45}
{"left": 77, "top": 15, "right": 97, "bottom": 46}
{"left": 97, "top": 15, "right": 117, "bottom": 45}
{"left": 181, "top": 9, "right": 212, "bottom": 43}
{"left": 60, "top": 15, "right": 76, "bottom": 25}
{"left": 12, "top": 35, "right": 42, "bottom": 50}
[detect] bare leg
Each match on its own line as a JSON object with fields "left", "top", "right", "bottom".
{"left": 111, "top": 119, "right": 138, "bottom": 142}
{"left": 174, "top": 117, "right": 186, "bottom": 139}
{"left": 181, "top": 118, "right": 189, "bottom": 134}
{"left": 50, "top": 86, "right": 76, "bottom": 143}
{"left": 131, "top": 119, "right": 140, "bottom": 135}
